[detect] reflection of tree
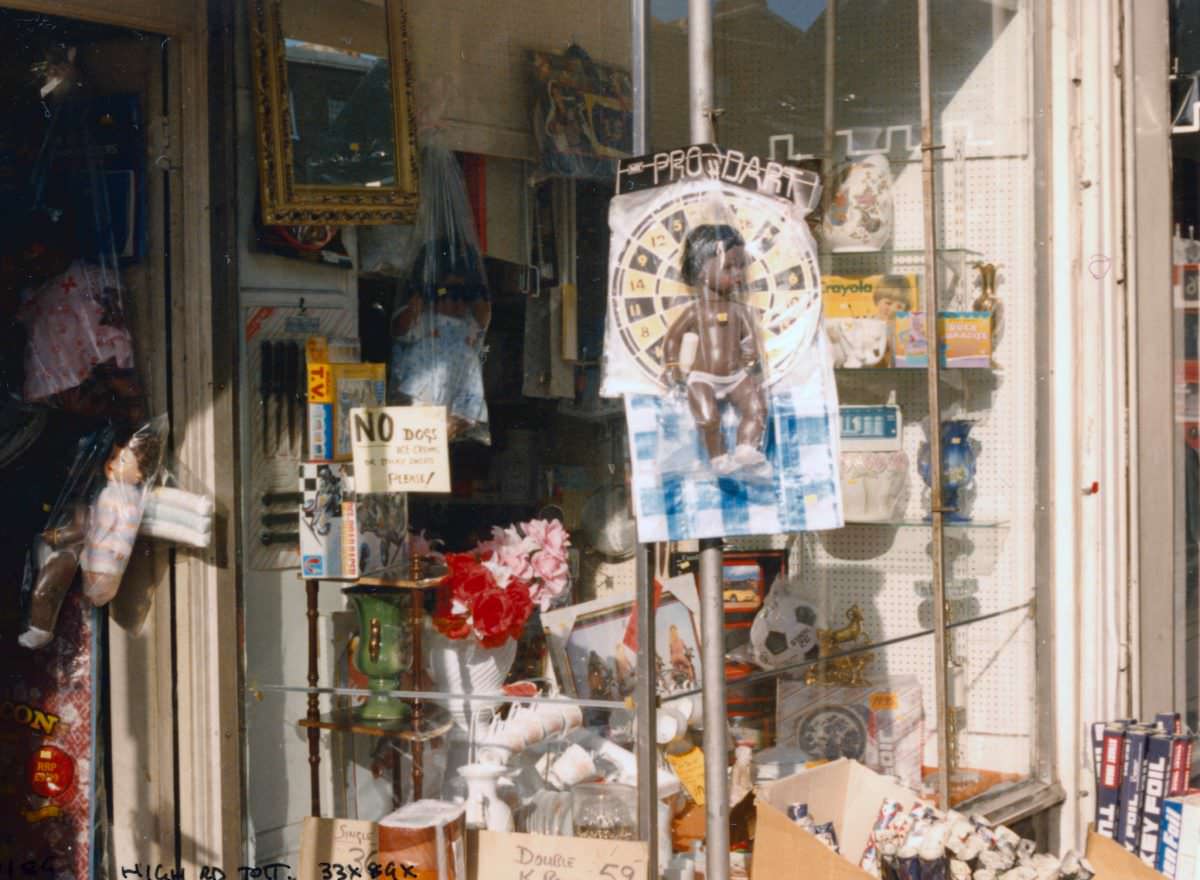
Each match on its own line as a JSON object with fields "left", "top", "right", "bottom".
{"left": 357, "top": 493, "right": 407, "bottom": 570}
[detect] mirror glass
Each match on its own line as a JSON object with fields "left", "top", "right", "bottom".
{"left": 280, "top": 0, "right": 397, "bottom": 188}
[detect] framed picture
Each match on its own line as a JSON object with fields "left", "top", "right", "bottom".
{"left": 541, "top": 574, "right": 702, "bottom": 700}
{"left": 669, "top": 549, "right": 787, "bottom": 612}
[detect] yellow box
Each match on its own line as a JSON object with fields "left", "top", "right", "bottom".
{"left": 822, "top": 274, "right": 921, "bottom": 321}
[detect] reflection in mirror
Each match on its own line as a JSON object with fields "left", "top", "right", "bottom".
{"left": 280, "top": 0, "right": 396, "bottom": 187}
{"left": 282, "top": 38, "right": 397, "bottom": 187}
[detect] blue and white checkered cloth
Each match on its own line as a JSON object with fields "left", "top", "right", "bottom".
{"left": 625, "top": 371, "right": 843, "bottom": 542}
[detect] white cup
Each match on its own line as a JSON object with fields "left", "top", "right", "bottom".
{"left": 547, "top": 744, "right": 597, "bottom": 789}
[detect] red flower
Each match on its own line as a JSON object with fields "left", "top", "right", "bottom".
{"left": 432, "top": 586, "right": 471, "bottom": 640}
{"left": 505, "top": 580, "right": 534, "bottom": 639}
{"left": 470, "top": 588, "right": 515, "bottom": 649}
{"left": 445, "top": 552, "right": 479, "bottom": 576}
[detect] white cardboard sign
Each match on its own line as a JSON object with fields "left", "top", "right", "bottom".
{"left": 350, "top": 405, "right": 451, "bottom": 494}
{"left": 474, "top": 830, "right": 649, "bottom": 880}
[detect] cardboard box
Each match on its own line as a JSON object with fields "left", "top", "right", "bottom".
{"left": 776, "top": 675, "right": 925, "bottom": 792}
{"left": 822, "top": 274, "right": 920, "bottom": 321}
{"left": 893, "top": 310, "right": 993, "bottom": 368}
{"left": 751, "top": 759, "right": 923, "bottom": 880}
{"left": 1087, "top": 828, "right": 1173, "bottom": 880}
{"left": 299, "top": 462, "right": 358, "bottom": 578}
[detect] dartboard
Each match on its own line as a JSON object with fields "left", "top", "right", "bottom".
{"left": 608, "top": 183, "right": 822, "bottom": 392}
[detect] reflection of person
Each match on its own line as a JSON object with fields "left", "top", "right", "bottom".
{"left": 873, "top": 275, "right": 914, "bottom": 319}
{"left": 389, "top": 240, "right": 490, "bottom": 438}
{"left": 662, "top": 225, "right": 768, "bottom": 475}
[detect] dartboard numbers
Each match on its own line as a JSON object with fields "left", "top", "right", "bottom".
{"left": 610, "top": 184, "right": 821, "bottom": 390}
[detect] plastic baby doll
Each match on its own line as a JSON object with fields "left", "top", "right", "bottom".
{"left": 80, "top": 426, "right": 163, "bottom": 606}
{"left": 19, "top": 501, "right": 88, "bottom": 649}
{"left": 661, "top": 224, "right": 768, "bottom": 475}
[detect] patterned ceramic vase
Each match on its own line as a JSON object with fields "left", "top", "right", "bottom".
{"left": 917, "top": 420, "right": 977, "bottom": 522}
{"left": 822, "top": 147, "right": 894, "bottom": 253}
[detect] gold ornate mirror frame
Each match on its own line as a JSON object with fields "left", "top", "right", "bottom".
{"left": 248, "top": 0, "right": 419, "bottom": 224}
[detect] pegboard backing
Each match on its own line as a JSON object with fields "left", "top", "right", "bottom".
{"left": 728, "top": 0, "right": 1041, "bottom": 784}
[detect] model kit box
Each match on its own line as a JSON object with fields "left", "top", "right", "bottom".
{"left": 299, "top": 462, "right": 359, "bottom": 578}
{"left": 752, "top": 759, "right": 923, "bottom": 880}
{"left": 776, "top": 674, "right": 924, "bottom": 792}
{"left": 307, "top": 361, "right": 386, "bottom": 461}
{"left": 354, "top": 492, "right": 409, "bottom": 579}
{"left": 893, "top": 310, "right": 993, "bottom": 368}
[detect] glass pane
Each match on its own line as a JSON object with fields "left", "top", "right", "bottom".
{"left": 242, "top": 0, "right": 639, "bottom": 865}
{"left": 697, "top": 0, "right": 1044, "bottom": 808}
{"left": 1171, "top": 4, "right": 1200, "bottom": 734}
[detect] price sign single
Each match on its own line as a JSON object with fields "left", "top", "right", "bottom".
{"left": 474, "top": 831, "right": 649, "bottom": 880}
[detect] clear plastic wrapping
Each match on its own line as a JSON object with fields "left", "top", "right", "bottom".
{"left": 602, "top": 145, "right": 843, "bottom": 541}
{"left": 388, "top": 135, "right": 490, "bottom": 443}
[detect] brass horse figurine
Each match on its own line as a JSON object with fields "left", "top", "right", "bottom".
{"left": 805, "top": 605, "right": 873, "bottom": 687}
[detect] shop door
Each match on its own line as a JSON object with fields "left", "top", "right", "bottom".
{"left": 0, "top": 9, "right": 181, "bottom": 874}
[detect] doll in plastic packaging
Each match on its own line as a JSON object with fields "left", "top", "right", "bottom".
{"left": 80, "top": 419, "right": 165, "bottom": 606}
{"left": 388, "top": 239, "right": 491, "bottom": 440}
{"left": 387, "top": 135, "right": 491, "bottom": 442}
{"left": 661, "top": 224, "right": 768, "bottom": 475}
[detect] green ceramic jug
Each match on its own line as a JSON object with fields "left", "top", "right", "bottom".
{"left": 344, "top": 586, "right": 412, "bottom": 721}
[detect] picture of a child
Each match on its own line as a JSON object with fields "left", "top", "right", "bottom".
{"left": 873, "top": 275, "right": 915, "bottom": 320}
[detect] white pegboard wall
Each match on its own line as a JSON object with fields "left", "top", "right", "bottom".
{"left": 728, "top": 0, "right": 1042, "bottom": 783}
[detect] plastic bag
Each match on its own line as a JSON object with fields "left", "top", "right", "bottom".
{"left": 603, "top": 145, "right": 843, "bottom": 541}
{"left": 20, "top": 423, "right": 115, "bottom": 649}
{"left": 388, "top": 134, "right": 491, "bottom": 443}
{"left": 79, "top": 415, "right": 167, "bottom": 606}
{"left": 18, "top": 259, "right": 143, "bottom": 419}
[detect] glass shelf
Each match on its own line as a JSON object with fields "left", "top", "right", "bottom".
{"left": 662, "top": 600, "right": 1034, "bottom": 702}
{"left": 840, "top": 518, "right": 1010, "bottom": 530}
{"left": 820, "top": 247, "right": 983, "bottom": 260}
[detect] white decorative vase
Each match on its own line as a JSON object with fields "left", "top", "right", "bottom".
{"left": 458, "top": 763, "right": 514, "bottom": 832}
{"left": 822, "top": 151, "right": 894, "bottom": 253}
{"left": 426, "top": 627, "right": 518, "bottom": 731}
{"left": 841, "top": 450, "right": 908, "bottom": 522}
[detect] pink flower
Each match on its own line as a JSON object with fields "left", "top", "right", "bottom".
{"left": 530, "top": 550, "right": 570, "bottom": 610}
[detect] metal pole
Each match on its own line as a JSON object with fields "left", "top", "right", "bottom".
{"left": 689, "top": 2, "right": 728, "bottom": 875}
{"left": 699, "top": 538, "right": 728, "bottom": 880}
{"left": 688, "top": 0, "right": 714, "bottom": 143}
{"left": 630, "top": 5, "right": 657, "bottom": 874}
{"left": 916, "top": 0, "right": 952, "bottom": 810}
{"left": 634, "top": 544, "right": 658, "bottom": 877}
{"left": 631, "top": 0, "right": 649, "bottom": 155}
{"left": 821, "top": 0, "right": 837, "bottom": 217}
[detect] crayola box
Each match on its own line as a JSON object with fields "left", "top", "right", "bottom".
{"left": 822, "top": 274, "right": 921, "bottom": 320}
{"left": 893, "top": 310, "right": 992, "bottom": 368}
{"left": 306, "top": 337, "right": 386, "bottom": 461}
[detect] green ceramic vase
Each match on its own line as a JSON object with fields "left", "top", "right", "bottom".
{"left": 344, "top": 586, "right": 412, "bottom": 721}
